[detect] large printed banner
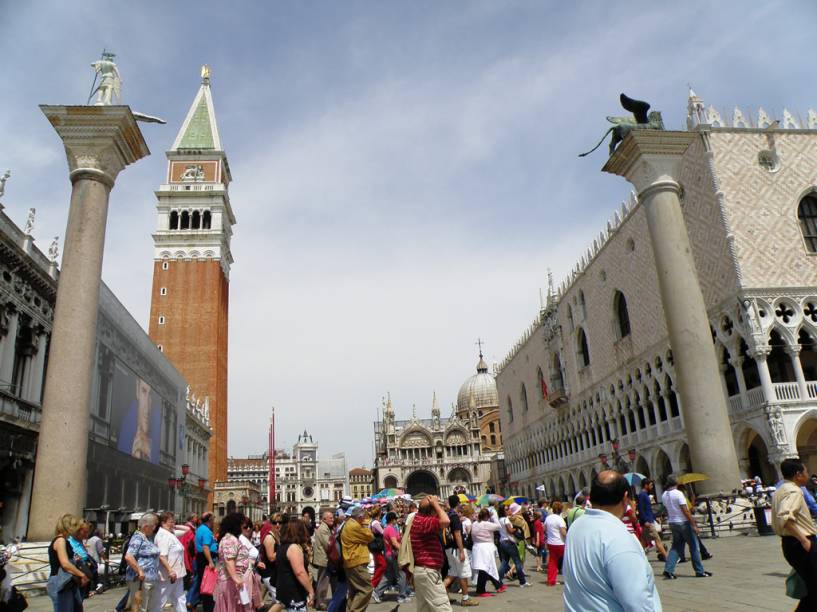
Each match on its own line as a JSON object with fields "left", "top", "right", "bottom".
{"left": 109, "top": 362, "right": 163, "bottom": 465}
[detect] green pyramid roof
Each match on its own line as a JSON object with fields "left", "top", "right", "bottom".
{"left": 177, "top": 96, "right": 215, "bottom": 149}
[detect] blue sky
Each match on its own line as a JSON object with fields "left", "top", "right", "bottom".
{"left": 2, "top": 1, "right": 815, "bottom": 470}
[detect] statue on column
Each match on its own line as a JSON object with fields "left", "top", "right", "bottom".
{"left": 578, "top": 93, "right": 665, "bottom": 157}
{"left": 90, "top": 51, "right": 122, "bottom": 106}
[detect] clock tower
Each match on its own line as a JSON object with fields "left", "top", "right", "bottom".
{"left": 148, "top": 66, "right": 235, "bottom": 493}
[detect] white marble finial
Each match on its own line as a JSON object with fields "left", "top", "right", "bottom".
{"left": 733, "top": 107, "right": 750, "bottom": 128}
{"left": 705, "top": 105, "right": 723, "bottom": 127}
{"left": 757, "top": 108, "right": 773, "bottom": 129}
{"left": 808, "top": 110, "right": 817, "bottom": 130}
{"left": 783, "top": 109, "right": 800, "bottom": 130}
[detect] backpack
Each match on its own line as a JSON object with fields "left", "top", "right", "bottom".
{"left": 327, "top": 523, "right": 344, "bottom": 569}
{"left": 368, "top": 532, "right": 385, "bottom": 554}
{"left": 118, "top": 533, "right": 133, "bottom": 575}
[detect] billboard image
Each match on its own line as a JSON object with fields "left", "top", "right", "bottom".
{"left": 110, "top": 362, "right": 163, "bottom": 464}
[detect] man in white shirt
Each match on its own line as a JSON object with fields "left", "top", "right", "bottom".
{"left": 661, "top": 475, "right": 710, "bottom": 579}
{"left": 563, "top": 470, "right": 662, "bottom": 611}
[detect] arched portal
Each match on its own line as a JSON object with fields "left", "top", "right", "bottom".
{"left": 679, "top": 444, "right": 693, "bottom": 474}
{"left": 636, "top": 455, "right": 650, "bottom": 477}
{"left": 568, "top": 474, "right": 577, "bottom": 497}
{"left": 743, "top": 430, "right": 776, "bottom": 484}
{"left": 383, "top": 475, "right": 398, "bottom": 489}
{"left": 448, "top": 468, "right": 471, "bottom": 487}
{"left": 226, "top": 499, "right": 237, "bottom": 514}
{"left": 406, "top": 470, "right": 439, "bottom": 497}
{"left": 654, "top": 449, "right": 673, "bottom": 492}
{"left": 797, "top": 416, "right": 817, "bottom": 475}
{"left": 557, "top": 476, "right": 566, "bottom": 500}
{"left": 578, "top": 472, "right": 587, "bottom": 490}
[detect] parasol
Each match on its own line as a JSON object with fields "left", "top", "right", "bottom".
{"left": 623, "top": 472, "right": 647, "bottom": 487}
{"left": 677, "top": 473, "right": 709, "bottom": 485}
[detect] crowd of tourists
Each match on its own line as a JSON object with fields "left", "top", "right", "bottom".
{"left": 37, "top": 470, "right": 722, "bottom": 612}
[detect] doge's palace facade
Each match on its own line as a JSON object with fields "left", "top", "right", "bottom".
{"left": 498, "top": 91, "right": 817, "bottom": 499}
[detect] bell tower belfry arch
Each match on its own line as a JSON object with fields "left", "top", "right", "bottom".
{"left": 148, "top": 66, "right": 235, "bottom": 494}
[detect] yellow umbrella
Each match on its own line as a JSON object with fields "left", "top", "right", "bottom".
{"left": 677, "top": 472, "right": 709, "bottom": 485}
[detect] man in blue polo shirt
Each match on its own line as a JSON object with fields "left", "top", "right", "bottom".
{"left": 637, "top": 479, "right": 667, "bottom": 561}
{"left": 189, "top": 512, "right": 218, "bottom": 611}
{"left": 563, "top": 470, "right": 662, "bottom": 611}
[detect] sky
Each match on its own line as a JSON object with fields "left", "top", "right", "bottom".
{"left": 2, "top": 1, "right": 816, "bottom": 470}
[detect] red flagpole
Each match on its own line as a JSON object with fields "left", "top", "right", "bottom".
{"left": 269, "top": 408, "right": 276, "bottom": 513}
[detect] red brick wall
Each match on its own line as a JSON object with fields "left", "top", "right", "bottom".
{"left": 148, "top": 259, "right": 229, "bottom": 490}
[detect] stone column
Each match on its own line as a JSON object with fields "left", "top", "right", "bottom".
{"left": 787, "top": 346, "right": 808, "bottom": 400}
{"left": 603, "top": 130, "right": 741, "bottom": 495}
{"left": 752, "top": 349, "right": 776, "bottom": 405}
{"left": 27, "top": 106, "right": 148, "bottom": 540}
{"left": 0, "top": 307, "right": 19, "bottom": 387}
{"left": 26, "top": 327, "right": 48, "bottom": 404}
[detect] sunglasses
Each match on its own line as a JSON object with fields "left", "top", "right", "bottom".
{"left": 271, "top": 521, "right": 283, "bottom": 525}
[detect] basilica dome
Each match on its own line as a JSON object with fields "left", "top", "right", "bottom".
{"left": 456, "top": 353, "right": 499, "bottom": 413}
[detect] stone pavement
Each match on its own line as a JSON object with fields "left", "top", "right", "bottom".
{"left": 24, "top": 534, "right": 795, "bottom": 611}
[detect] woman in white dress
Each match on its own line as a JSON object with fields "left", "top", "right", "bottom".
{"left": 155, "top": 512, "right": 187, "bottom": 612}
{"left": 469, "top": 509, "right": 506, "bottom": 598}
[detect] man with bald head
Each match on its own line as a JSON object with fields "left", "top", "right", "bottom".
{"left": 563, "top": 470, "right": 662, "bottom": 611}
{"left": 312, "top": 511, "right": 335, "bottom": 610}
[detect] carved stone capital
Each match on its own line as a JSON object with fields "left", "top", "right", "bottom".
{"left": 602, "top": 130, "right": 697, "bottom": 195}
{"left": 749, "top": 346, "right": 771, "bottom": 360}
{"left": 39, "top": 105, "right": 149, "bottom": 188}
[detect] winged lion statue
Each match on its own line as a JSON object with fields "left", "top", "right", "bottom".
{"left": 578, "top": 93, "right": 664, "bottom": 157}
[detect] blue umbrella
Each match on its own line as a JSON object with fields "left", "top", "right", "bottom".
{"left": 623, "top": 472, "right": 646, "bottom": 486}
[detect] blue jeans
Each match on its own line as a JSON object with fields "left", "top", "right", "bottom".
{"left": 49, "top": 584, "right": 83, "bottom": 612}
{"left": 497, "top": 540, "right": 526, "bottom": 585}
{"left": 327, "top": 578, "right": 347, "bottom": 612}
{"left": 186, "top": 557, "right": 199, "bottom": 606}
{"left": 664, "top": 522, "right": 704, "bottom": 575}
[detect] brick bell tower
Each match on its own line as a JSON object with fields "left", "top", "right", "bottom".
{"left": 148, "top": 66, "right": 235, "bottom": 495}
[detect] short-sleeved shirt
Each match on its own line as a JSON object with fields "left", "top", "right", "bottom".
{"left": 410, "top": 514, "right": 444, "bottom": 570}
{"left": 637, "top": 490, "right": 655, "bottom": 523}
{"left": 126, "top": 531, "right": 160, "bottom": 583}
{"left": 545, "top": 513, "right": 566, "bottom": 545}
{"left": 446, "top": 511, "right": 462, "bottom": 549}
{"left": 218, "top": 533, "right": 250, "bottom": 581}
{"left": 383, "top": 524, "right": 401, "bottom": 558}
{"left": 533, "top": 519, "right": 545, "bottom": 547}
{"left": 155, "top": 527, "right": 187, "bottom": 579}
{"left": 498, "top": 517, "right": 516, "bottom": 544}
{"left": 86, "top": 535, "right": 104, "bottom": 564}
{"left": 662, "top": 488, "right": 689, "bottom": 524}
{"left": 195, "top": 524, "right": 218, "bottom": 554}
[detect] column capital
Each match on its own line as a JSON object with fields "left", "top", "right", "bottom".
{"left": 602, "top": 130, "right": 697, "bottom": 194}
{"left": 40, "top": 105, "right": 149, "bottom": 188}
{"left": 750, "top": 346, "right": 771, "bottom": 360}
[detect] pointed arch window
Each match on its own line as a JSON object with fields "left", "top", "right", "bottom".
{"left": 798, "top": 194, "right": 817, "bottom": 253}
{"left": 506, "top": 396, "right": 514, "bottom": 423}
{"left": 577, "top": 327, "right": 590, "bottom": 367}
{"left": 614, "top": 291, "right": 631, "bottom": 339}
{"left": 537, "top": 367, "right": 547, "bottom": 398}
{"left": 520, "top": 384, "right": 529, "bottom": 411}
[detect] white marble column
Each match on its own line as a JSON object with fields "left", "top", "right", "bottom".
{"left": 787, "top": 346, "right": 808, "bottom": 400}
{"left": 0, "top": 308, "right": 19, "bottom": 387}
{"left": 27, "top": 105, "right": 148, "bottom": 540}
{"left": 752, "top": 349, "right": 776, "bottom": 405}
{"left": 603, "top": 130, "right": 741, "bottom": 495}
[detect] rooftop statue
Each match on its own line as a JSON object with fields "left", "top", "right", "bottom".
{"left": 89, "top": 50, "right": 122, "bottom": 106}
{"left": 0, "top": 170, "right": 10, "bottom": 198}
{"left": 578, "top": 93, "right": 665, "bottom": 158}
